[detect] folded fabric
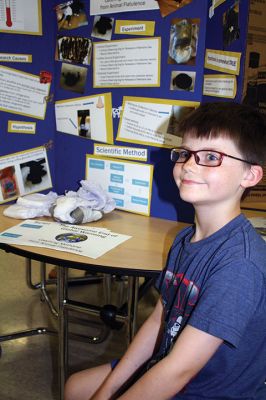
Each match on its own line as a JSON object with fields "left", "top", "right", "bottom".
{"left": 17, "top": 192, "right": 58, "bottom": 213}
{"left": 75, "top": 180, "right": 116, "bottom": 213}
{"left": 3, "top": 192, "right": 58, "bottom": 219}
{"left": 3, "top": 204, "right": 51, "bottom": 219}
{"left": 3, "top": 181, "right": 115, "bottom": 224}
{"left": 51, "top": 196, "right": 102, "bottom": 224}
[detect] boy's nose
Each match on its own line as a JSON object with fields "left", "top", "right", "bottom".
{"left": 182, "top": 153, "right": 198, "bottom": 170}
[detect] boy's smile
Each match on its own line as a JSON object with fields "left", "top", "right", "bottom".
{"left": 180, "top": 179, "right": 205, "bottom": 185}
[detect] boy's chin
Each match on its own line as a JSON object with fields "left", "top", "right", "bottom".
{"left": 179, "top": 192, "right": 195, "bottom": 204}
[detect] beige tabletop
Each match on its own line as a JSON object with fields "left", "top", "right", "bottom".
{"left": 0, "top": 206, "right": 189, "bottom": 275}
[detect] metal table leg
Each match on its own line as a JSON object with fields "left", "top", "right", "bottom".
{"left": 126, "top": 276, "right": 139, "bottom": 344}
{"left": 58, "top": 265, "right": 68, "bottom": 400}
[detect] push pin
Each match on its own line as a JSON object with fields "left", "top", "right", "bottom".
{"left": 40, "top": 70, "right": 52, "bottom": 84}
{"left": 44, "top": 93, "right": 54, "bottom": 103}
{"left": 43, "top": 139, "right": 54, "bottom": 151}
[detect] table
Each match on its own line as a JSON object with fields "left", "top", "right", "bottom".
{"left": 0, "top": 207, "right": 187, "bottom": 400}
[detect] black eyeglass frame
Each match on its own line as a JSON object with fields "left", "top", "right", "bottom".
{"left": 170, "top": 147, "right": 256, "bottom": 167}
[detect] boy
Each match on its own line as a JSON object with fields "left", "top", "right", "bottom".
{"left": 65, "top": 102, "right": 266, "bottom": 400}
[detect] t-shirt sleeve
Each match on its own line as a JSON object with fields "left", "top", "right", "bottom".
{"left": 188, "top": 259, "right": 263, "bottom": 348}
{"left": 154, "top": 265, "right": 166, "bottom": 293}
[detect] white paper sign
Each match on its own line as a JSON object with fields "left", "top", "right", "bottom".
{"left": 55, "top": 93, "right": 113, "bottom": 144}
{"left": 117, "top": 97, "right": 198, "bottom": 148}
{"left": 93, "top": 38, "right": 160, "bottom": 88}
{"left": 0, "top": 66, "right": 49, "bottom": 119}
{"left": 205, "top": 49, "right": 241, "bottom": 75}
{"left": 0, "top": 220, "right": 131, "bottom": 259}
{"left": 203, "top": 75, "right": 236, "bottom": 98}
{"left": 94, "top": 144, "right": 147, "bottom": 161}
{"left": 8, "top": 120, "right": 36, "bottom": 134}
{"left": 90, "top": 0, "right": 159, "bottom": 15}
{"left": 86, "top": 156, "right": 153, "bottom": 216}
{"left": 0, "top": 53, "right": 32, "bottom": 62}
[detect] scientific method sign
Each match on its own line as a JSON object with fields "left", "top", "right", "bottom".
{"left": 90, "top": 0, "right": 159, "bottom": 15}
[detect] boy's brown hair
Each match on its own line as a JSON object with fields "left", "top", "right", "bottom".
{"left": 178, "top": 102, "right": 266, "bottom": 167}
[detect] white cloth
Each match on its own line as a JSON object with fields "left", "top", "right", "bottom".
{"left": 3, "top": 192, "right": 58, "bottom": 219}
{"left": 3, "top": 181, "right": 114, "bottom": 224}
{"left": 17, "top": 192, "right": 58, "bottom": 212}
{"left": 75, "top": 180, "right": 116, "bottom": 213}
{"left": 52, "top": 196, "right": 102, "bottom": 224}
{"left": 3, "top": 204, "right": 49, "bottom": 219}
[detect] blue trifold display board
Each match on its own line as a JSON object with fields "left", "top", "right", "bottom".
{"left": 0, "top": 0, "right": 250, "bottom": 223}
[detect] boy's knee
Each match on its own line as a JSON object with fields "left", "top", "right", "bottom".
{"left": 64, "top": 373, "right": 80, "bottom": 400}
{"left": 64, "top": 363, "right": 112, "bottom": 400}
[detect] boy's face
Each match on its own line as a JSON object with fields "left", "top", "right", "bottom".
{"left": 173, "top": 134, "right": 250, "bottom": 209}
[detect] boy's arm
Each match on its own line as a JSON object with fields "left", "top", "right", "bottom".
{"left": 117, "top": 324, "right": 223, "bottom": 400}
{"left": 90, "top": 298, "right": 164, "bottom": 400}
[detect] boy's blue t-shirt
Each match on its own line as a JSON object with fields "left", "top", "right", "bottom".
{"left": 155, "top": 214, "right": 266, "bottom": 400}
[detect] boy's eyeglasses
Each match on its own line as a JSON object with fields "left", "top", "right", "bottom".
{"left": 170, "top": 148, "right": 255, "bottom": 167}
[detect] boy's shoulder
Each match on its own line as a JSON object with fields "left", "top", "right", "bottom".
{"left": 215, "top": 215, "right": 266, "bottom": 276}
{"left": 174, "top": 214, "right": 266, "bottom": 269}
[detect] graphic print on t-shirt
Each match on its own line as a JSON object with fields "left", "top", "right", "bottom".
{"left": 163, "top": 271, "right": 200, "bottom": 349}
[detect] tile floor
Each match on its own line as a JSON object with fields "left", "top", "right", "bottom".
{"left": 0, "top": 252, "right": 157, "bottom": 400}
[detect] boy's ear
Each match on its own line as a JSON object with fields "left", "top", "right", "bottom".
{"left": 241, "top": 165, "right": 263, "bottom": 189}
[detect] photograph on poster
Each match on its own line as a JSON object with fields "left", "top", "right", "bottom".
{"left": 57, "top": 36, "right": 92, "bottom": 65}
{"left": 90, "top": 0, "right": 159, "bottom": 15}
{"left": 20, "top": 158, "right": 50, "bottom": 195}
{"left": 170, "top": 71, "right": 196, "bottom": 92}
{"left": 55, "top": 0, "right": 87, "bottom": 31}
{"left": 55, "top": 93, "right": 113, "bottom": 144}
{"left": 0, "top": 166, "right": 20, "bottom": 200}
{"left": 223, "top": 0, "right": 240, "bottom": 49}
{"left": 93, "top": 37, "right": 161, "bottom": 88}
{"left": 0, "top": 147, "right": 52, "bottom": 203}
{"left": 78, "top": 109, "right": 91, "bottom": 138}
{"left": 86, "top": 155, "right": 153, "bottom": 216}
{"left": 157, "top": 0, "right": 193, "bottom": 18}
{"left": 60, "top": 62, "right": 87, "bottom": 93}
{"left": 0, "top": 0, "right": 42, "bottom": 35}
{"left": 117, "top": 97, "right": 199, "bottom": 148}
{"left": 168, "top": 18, "right": 199, "bottom": 65}
{"left": 0, "top": 65, "right": 50, "bottom": 119}
{"left": 91, "top": 16, "right": 114, "bottom": 41}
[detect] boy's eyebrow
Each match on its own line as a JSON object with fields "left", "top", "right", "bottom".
{"left": 180, "top": 146, "right": 223, "bottom": 152}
